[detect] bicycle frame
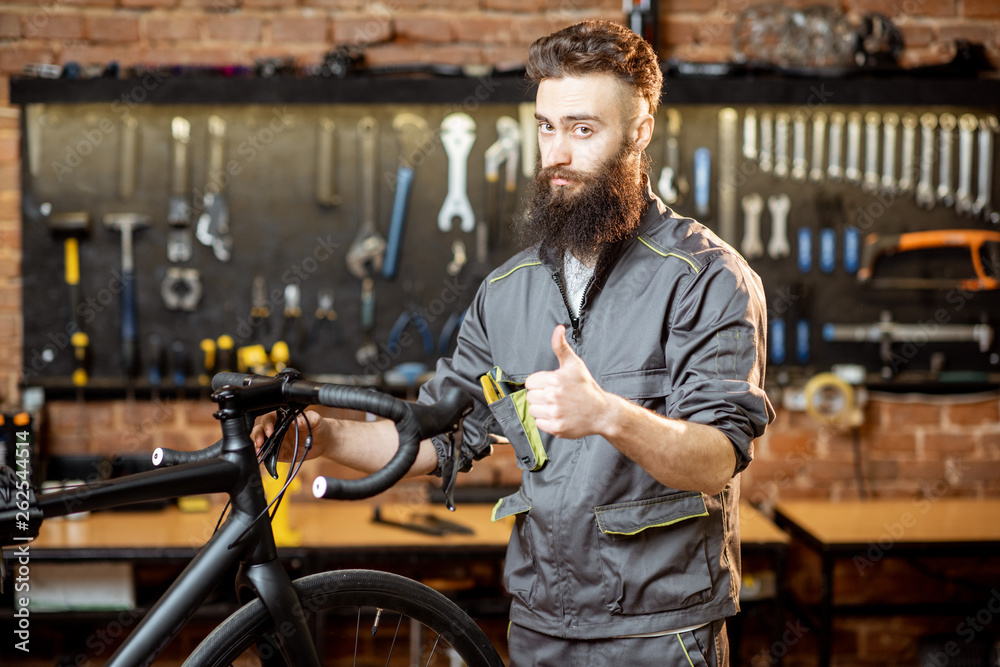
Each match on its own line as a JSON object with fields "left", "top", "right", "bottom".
{"left": 35, "top": 409, "right": 322, "bottom": 667}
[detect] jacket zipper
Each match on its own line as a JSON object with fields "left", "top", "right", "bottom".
{"left": 551, "top": 271, "right": 594, "bottom": 343}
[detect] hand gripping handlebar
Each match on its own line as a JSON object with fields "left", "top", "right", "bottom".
{"left": 152, "top": 371, "right": 472, "bottom": 502}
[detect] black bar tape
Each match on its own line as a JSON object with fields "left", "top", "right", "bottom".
{"left": 153, "top": 440, "right": 223, "bottom": 467}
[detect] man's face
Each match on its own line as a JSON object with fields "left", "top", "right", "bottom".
{"left": 534, "top": 74, "right": 633, "bottom": 195}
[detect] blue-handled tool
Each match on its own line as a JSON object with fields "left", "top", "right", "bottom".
{"left": 383, "top": 113, "right": 432, "bottom": 280}
{"left": 694, "top": 147, "right": 711, "bottom": 219}
{"left": 819, "top": 227, "right": 836, "bottom": 274}
{"left": 843, "top": 226, "right": 861, "bottom": 274}
{"left": 387, "top": 281, "right": 434, "bottom": 356}
{"left": 770, "top": 318, "right": 786, "bottom": 364}
{"left": 104, "top": 213, "right": 150, "bottom": 379}
{"left": 797, "top": 227, "right": 812, "bottom": 273}
{"left": 383, "top": 164, "right": 414, "bottom": 281}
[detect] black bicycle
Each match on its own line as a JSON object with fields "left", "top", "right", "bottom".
{"left": 1, "top": 369, "right": 505, "bottom": 667}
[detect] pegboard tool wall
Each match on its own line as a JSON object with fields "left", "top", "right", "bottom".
{"left": 22, "top": 102, "right": 519, "bottom": 389}
{"left": 20, "top": 101, "right": 1000, "bottom": 393}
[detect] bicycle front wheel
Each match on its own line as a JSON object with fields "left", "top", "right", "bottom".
{"left": 184, "top": 569, "right": 505, "bottom": 667}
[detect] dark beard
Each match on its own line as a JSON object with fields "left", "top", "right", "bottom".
{"left": 516, "top": 143, "right": 649, "bottom": 263}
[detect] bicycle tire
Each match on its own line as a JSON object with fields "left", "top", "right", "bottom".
{"left": 184, "top": 569, "right": 505, "bottom": 667}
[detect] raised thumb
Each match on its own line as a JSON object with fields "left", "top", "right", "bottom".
{"left": 551, "top": 325, "right": 578, "bottom": 367}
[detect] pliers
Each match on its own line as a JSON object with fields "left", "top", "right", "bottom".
{"left": 308, "top": 288, "right": 341, "bottom": 348}
{"left": 388, "top": 281, "right": 434, "bottom": 356}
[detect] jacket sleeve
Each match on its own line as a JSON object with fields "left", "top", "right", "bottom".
{"left": 416, "top": 280, "right": 497, "bottom": 477}
{"left": 663, "top": 252, "right": 775, "bottom": 475}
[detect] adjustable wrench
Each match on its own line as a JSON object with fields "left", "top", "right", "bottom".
{"left": 345, "top": 117, "right": 387, "bottom": 279}
{"left": 657, "top": 108, "right": 686, "bottom": 204}
{"left": 827, "top": 112, "right": 845, "bottom": 181}
{"left": 956, "top": 113, "right": 977, "bottom": 216}
{"left": 438, "top": 112, "right": 476, "bottom": 233}
{"left": 810, "top": 112, "right": 826, "bottom": 182}
{"left": 898, "top": 113, "right": 917, "bottom": 195}
{"left": 863, "top": 112, "right": 881, "bottom": 194}
{"left": 937, "top": 112, "right": 957, "bottom": 207}
{"left": 973, "top": 115, "right": 999, "bottom": 224}
{"left": 774, "top": 112, "right": 790, "bottom": 180}
{"left": 845, "top": 112, "right": 863, "bottom": 185}
{"left": 759, "top": 111, "right": 774, "bottom": 173}
{"left": 767, "top": 193, "right": 791, "bottom": 259}
{"left": 741, "top": 193, "right": 764, "bottom": 259}
{"left": 791, "top": 112, "right": 808, "bottom": 182}
{"left": 881, "top": 112, "right": 899, "bottom": 194}
{"left": 196, "top": 115, "right": 233, "bottom": 262}
{"left": 916, "top": 113, "right": 937, "bottom": 209}
{"left": 743, "top": 108, "right": 757, "bottom": 161}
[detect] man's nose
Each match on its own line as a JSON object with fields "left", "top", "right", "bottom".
{"left": 542, "top": 132, "right": 570, "bottom": 168}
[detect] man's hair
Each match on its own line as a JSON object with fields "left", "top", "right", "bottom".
{"left": 525, "top": 20, "right": 663, "bottom": 115}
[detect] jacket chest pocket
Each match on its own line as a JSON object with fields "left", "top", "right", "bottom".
{"left": 600, "top": 367, "right": 671, "bottom": 405}
{"left": 594, "top": 492, "right": 714, "bottom": 615}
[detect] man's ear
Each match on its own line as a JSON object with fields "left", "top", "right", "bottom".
{"left": 632, "top": 112, "right": 654, "bottom": 152}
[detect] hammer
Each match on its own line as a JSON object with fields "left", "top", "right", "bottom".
{"left": 104, "top": 213, "right": 150, "bottom": 379}
{"left": 48, "top": 211, "right": 91, "bottom": 386}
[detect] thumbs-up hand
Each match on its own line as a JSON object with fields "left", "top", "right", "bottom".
{"left": 524, "top": 325, "right": 612, "bottom": 439}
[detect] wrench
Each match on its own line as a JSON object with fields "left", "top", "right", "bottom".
{"left": 759, "top": 111, "right": 774, "bottom": 173}
{"left": 316, "top": 118, "right": 340, "bottom": 207}
{"left": 767, "top": 193, "right": 791, "bottom": 259}
{"left": 937, "top": 112, "right": 957, "bottom": 207}
{"left": 167, "top": 117, "right": 192, "bottom": 263}
{"left": 863, "top": 111, "right": 881, "bottom": 193}
{"left": 791, "top": 112, "right": 808, "bottom": 182}
{"left": 438, "top": 113, "right": 477, "bottom": 232}
{"left": 774, "top": 112, "right": 790, "bottom": 180}
{"left": 810, "top": 112, "right": 826, "bottom": 182}
{"left": 740, "top": 193, "right": 764, "bottom": 259}
{"left": 956, "top": 113, "right": 977, "bottom": 216}
{"left": 345, "top": 117, "right": 387, "bottom": 279}
{"left": 743, "top": 108, "right": 757, "bottom": 161}
{"left": 195, "top": 115, "right": 233, "bottom": 262}
{"left": 845, "top": 111, "right": 863, "bottom": 185}
{"left": 718, "top": 108, "right": 740, "bottom": 247}
{"left": 898, "top": 113, "right": 917, "bottom": 195}
{"left": 827, "top": 112, "right": 845, "bottom": 181}
{"left": 916, "top": 113, "right": 937, "bottom": 209}
{"left": 973, "top": 115, "right": 999, "bottom": 224}
{"left": 657, "top": 109, "right": 686, "bottom": 204}
{"left": 881, "top": 112, "right": 899, "bottom": 194}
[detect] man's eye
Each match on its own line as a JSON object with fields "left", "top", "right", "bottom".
{"left": 575, "top": 126, "right": 592, "bottom": 136}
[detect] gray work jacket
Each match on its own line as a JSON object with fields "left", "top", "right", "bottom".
{"left": 419, "top": 189, "right": 774, "bottom": 639}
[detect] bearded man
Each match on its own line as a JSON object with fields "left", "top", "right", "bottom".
{"left": 255, "top": 19, "right": 773, "bottom": 666}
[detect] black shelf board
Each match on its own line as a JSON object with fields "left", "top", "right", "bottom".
{"left": 9, "top": 72, "right": 1000, "bottom": 108}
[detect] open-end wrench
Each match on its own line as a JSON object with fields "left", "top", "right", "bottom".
{"left": 167, "top": 117, "right": 192, "bottom": 263}
{"left": 774, "top": 112, "right": 790, "bottom": 180}
{"left": 657, "top": 109, "right": 686, "bottom": 204}
{"left": 956, "top": 113, "right": 977, "bottom": 216}
{"left": 937, "top": 112, "right": 957, "bottom": 207}
{"left": 827, "top": 112, "right": 845, "bottom": 181}
{"left": 316, "top": 118, "right": 340, "bottom": 207}
{"left": 743, "top": 108, "right": 757, "bottom": 161}
{"left": 741, "top": 193, "right": 764, "bottom": 259}
{"left": 898, "top": 113, "right": 917, "bottom": 195}
{"left": 845, "top": 111, "right": 863, "bottom": 185}
{"left": 767, "top": 193, "right": 791, "bottom": 259}
{"left": 863, "top": 112, "right": 881, "bottom": 193}
{"left": 791, "top": 112, "right": 808, "bottom": 182}
{"left": 759, "top": 111, "right": 774, "bottom": 173}
{"left": 119, "top": 112, "right": 138, "bottom": 201}
{"left": 438, "top": 112, "right": 476, "bottom": 233}
{"left": 718, "top": 108, "right": 740, "bottom": 247}
{"left": 345, "top": 117, "right": 387, "bottom": 279}
{"left": 881, "top": 112, "right": 899, "bottom": 194}
{"left": 810, "top": 112, "right": 826, "bottom": 182}
{"left": 973, "top": 115, "right": 999, "bottom": 224}
{"left": 383, "top": 112, "right": 432, "bottom": 280}
{"left": 916, "top": 113, "right": 937, "bottom": 209}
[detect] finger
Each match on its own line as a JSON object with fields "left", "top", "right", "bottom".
{"left": 551, "top": 325, "right": 580, "bottom": 368}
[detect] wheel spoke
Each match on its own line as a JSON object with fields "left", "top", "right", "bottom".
{"left": 424, "top": 634, "right": 442, "bottom": 667}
